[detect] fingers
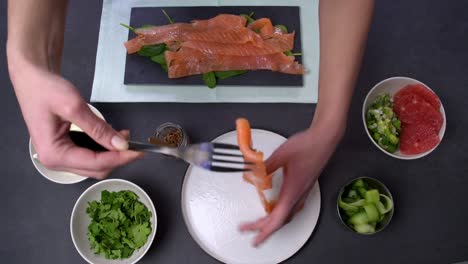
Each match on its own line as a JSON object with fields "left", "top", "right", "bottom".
{"left": 239, "top": 216, "right": 269, "bottom": 232}
{"left": 239, "top": 193, "right": 309, "bottom": 247}
{"left": 239, "top": 164, "right": 314, "bottom": 247}
{"left": 64, "top": 102, "right": 128, "bottom": 151}
{"left": 239, "top": 205, "right": 290, "bottom": 247}
{"left": 37, "top": 129, "right": 142, "bottom": 179}
{"left": 119, "top": 130, "right": 130, "bottom": 140}
{"left": 252, "top": 216, "right": 282, "bottom": 247}
{"left": 60, "top": 145, "right": 143, "bottom": 172}
{"left": 44, "top": 147, "right": 142, "bottom": 179}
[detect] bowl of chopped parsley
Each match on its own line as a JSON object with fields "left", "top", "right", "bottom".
{"left": 71, "top": 179, "right": 156, "bottom": 264}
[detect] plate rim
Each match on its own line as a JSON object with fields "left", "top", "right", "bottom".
{"left": 180, "top": 128, "right": 321, "bottom": 264}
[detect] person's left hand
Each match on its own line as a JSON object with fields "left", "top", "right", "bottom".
{"left": 239, "top": 123, "right": 342, "bottom": 247}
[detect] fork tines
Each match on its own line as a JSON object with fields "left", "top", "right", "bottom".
{"left": 208, "top": 143, "right": 252, "bottom": 172}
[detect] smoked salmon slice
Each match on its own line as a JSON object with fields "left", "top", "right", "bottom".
{"left": 236, "top": 118, "right": 276, "bottom": 214}
{"left": 191, "top": 14, "right": 247, "bottom": 28}
{"left": 124, "top": 13, "right": 304, "bottom": 79}
{"left": 179, "top": 32, "right": 294, "bottom": 56}
{"left": 125, "top": 26, "right": 262, "bottom": 54}
{"left": 248, "top": 18, "right": 274, "bottom": 39}
{"left": 166, "top": 47, "right": 304, "bottom": 78}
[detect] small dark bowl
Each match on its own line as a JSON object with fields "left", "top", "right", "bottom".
{"left": 337, "top": 177, "right": 395, "bottom": 235}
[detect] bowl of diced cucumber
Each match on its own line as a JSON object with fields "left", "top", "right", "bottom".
{"left": 337, "top": 177, "right": 394, "bottom": 235}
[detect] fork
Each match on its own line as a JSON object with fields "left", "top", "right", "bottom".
{"left": 68, "top": 131, "right": 251, "bottom": 173}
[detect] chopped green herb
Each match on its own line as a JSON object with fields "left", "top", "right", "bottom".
{"left": 86, "top": 190, "right": 152, "bottom": 259}
{"left": 215, "top": 70, "right": 248, "bottom": 80}
{"left": 138, "top": 44, "right": 166, "bottom": 57}
{"left": 120, "top": 23, "right": 136, "bottom": 33}
{"left": 275, "top": 24, "right": 288, "bottom": 34}
{"left": 162, "top": 9, "right": 174, "bottom": 24}
{"left": 203, "top": 72, "right": 217, "bottom": 88}
{"left": 366, "top": 93, "right": 401, "bottom": 153}
{"left": 291, "top": 52, "right": 302, "bottom": 56}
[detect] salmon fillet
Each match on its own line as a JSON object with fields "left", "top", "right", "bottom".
{"left": 124, "top": 13, "right": 305, "bottom": 78}
{"left": 248, "top": 18, "right": 274, "bottom": 39}
{"left": 179, "top": 33, "right": 294, "bottom": 56}
{"left": 191, "top": 14, "right": 247, "bottom": 28}
{"left": 166, "top": 47, "right": 304, "bottom": 78}
{"left": 236, "top": 118, "right": 276, "bottom": 214}
{"left": 125, "top": 26, "right": 262, "bottom": 54}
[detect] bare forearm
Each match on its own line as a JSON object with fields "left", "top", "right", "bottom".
{"left": 313, "top": 0, "right": 374, "bottom": 134}
{"left": 7, "top": 0, "right": 68, "bottom": 73}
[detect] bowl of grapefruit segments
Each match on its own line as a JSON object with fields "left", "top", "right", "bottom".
{"left": 363, "top": 77, "right": 446, "bottom": 160}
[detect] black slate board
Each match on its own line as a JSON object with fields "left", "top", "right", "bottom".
{"left": 124, "top": 6, "right": 303, "bottom": 87}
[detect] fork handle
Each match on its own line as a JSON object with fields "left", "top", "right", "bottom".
{"left": 128, "top": 141, "right": 178, "bottom": 156}
{"left": 68, "top": 131, "right": 177, "bottom": 156}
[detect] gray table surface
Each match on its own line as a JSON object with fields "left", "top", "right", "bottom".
{"left": 1, "top": 0, "right": 468, "bottom": 263}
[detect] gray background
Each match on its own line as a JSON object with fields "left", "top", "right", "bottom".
{"left": 1, "top": 0, "right": 468, "bottom": 263}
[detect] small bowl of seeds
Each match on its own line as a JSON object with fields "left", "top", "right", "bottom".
{"left": 149, "top": 122, "right": 189, "bottom": 148}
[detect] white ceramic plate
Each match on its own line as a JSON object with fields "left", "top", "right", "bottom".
{"left": 362, "top": 76, "right": 446, "bottom": 160}
{"left": 29, "top": 104, "right": 105, "bottom": 184}
{"left": 70, "top": 179, "right": 157, "bottom": 264}
{"left": 181, "top": 129, "right": 321, "bottom": 264}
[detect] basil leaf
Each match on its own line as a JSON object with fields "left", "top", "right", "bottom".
{"left": 150, "top": 54, "right": 168, "bottom": 72}
{"left": 214, "top": 70, "right": 248, "bottom": 80}
{"left": 203, "top": 72, "right": 217, "bottom": 89}
{"left": 150, "top": 53, "right": 166, "bottom": 65}
{"left": 138, "top": 44, "right": 166, "bottom": 57}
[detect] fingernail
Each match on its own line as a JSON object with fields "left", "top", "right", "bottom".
{"left": 111, "top": 135, "right": 129, "bottom": 150}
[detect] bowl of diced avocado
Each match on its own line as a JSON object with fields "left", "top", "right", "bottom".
{"left": 337, "top": 177, "right": 394, "bottom": 235}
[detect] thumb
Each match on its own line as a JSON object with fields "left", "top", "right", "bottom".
{"left": 265, "top": 143, "right": 289, "bottom": 175}
{"left": 68, "top": 104, "right": 128, "bottom": 151}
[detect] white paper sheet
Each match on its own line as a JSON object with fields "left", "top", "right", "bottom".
{"left": 91, "top": 0, "right": 319, "bottom": 103}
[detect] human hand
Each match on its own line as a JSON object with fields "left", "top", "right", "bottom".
{"left": 9, "top": 62, "right": 143, "bottom": 179}
{"left": 239, "top": 124, "right": 342, "bottom": 246}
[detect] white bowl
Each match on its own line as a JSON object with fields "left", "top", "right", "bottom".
{"left": 70, "top": 179, "right": 157, "bottom": 264}
{"left": 362, "top": 77, "right": 446, "bottom": 160}
{"left": 29, "top": 104, "right": 105, "bottom": 184}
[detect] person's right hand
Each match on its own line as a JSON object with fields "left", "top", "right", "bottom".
{"left": 8, "top": 60, "right": 143, "bottom": 179}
